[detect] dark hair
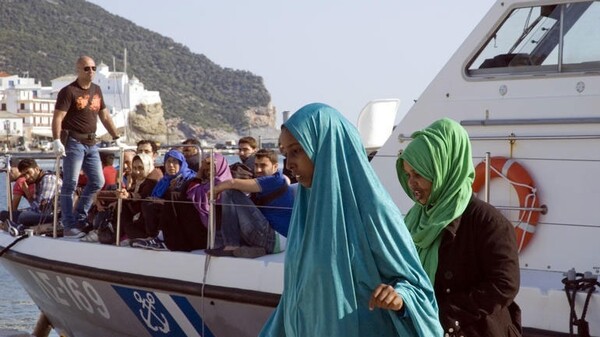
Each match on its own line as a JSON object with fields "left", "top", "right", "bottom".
{"left": 255, "top": 149, "right": 278, "bottom": 164}
{"left": 9, "top": 157, "right": 21, "bottom": 168}
{"left": 17, "top": 158, "right": 39, "bottom": 172}
{"left": 238, "top": 136, "right": 257, "bottom": 149}
{"left": 137, "top": 139, "right": 158, "bottom": 154}
{"left": 182, "top": 138, "right": 200, "bottom": 145}
{"left": 100, "top": 152, "right": 115, "bottom": 166}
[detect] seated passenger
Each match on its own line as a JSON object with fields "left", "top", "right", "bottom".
{"left": 181, "top": 138, "right": 201, "bottom": 172}
{"left": 80, "top": 152, "right": 120, "bottom": 242}
{"left": 0, "top": 158, "right": 35, "bottom": 223}
{"left": 132, "top": 149, "right": 196, "bottom": 251}
{"left": 206, "top": 149, "right": 293, "bottom": 258}
{"left": 229, "top": 136, "right": 257, "bottom": 179}
{"left": 119, "top": 149, "right": 136, "bottom": 190}
{"left": 136, "top": 139, "right": 164, "bottom": 180}
{"left": 163, "top": 152, "right": 234, "bottom": 251}
{"left": 11, "top": 159, "right": 61, "bottom": 228}
{"left": 100, "top": 152, "right": 118, "bottom": 189}
{"left": 118, "top": 153, "right": 160, "bottom": 241}
{"left": 237, "top": 136, "right": 258, "bottom": 168}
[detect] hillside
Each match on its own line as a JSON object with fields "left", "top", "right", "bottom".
{"left": 0, "top": 0, "right": 272, "bottom": 133}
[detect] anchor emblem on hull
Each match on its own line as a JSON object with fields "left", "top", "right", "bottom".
{"left": 134, "top": 291, "right": 170, "bottom": 333}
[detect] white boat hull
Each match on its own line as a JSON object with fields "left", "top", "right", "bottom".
{"left": 0, "top": 233, "right": 282, "bottom": 337}
{"left": 369, "top": 0, "right": 600, "bottom": 335}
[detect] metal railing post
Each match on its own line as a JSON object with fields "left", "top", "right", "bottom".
{"left": 53, "top": 155, "right": 61, "bottom": 238}
{"left": 114, "top": 148, "right": 124, "bottom": 246}
{"left": 208, "top": 148, "right": 215, "bottom": 249}
{"left": 484, "top": 152, "right": 491, "bottom": 203}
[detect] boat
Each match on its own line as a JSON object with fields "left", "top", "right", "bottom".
{"left": 0, "top": 147, "right": 287, "bottom": 337}
{"left": 370, "top": 1, "right": 600, "bottom": 336}
{"left": 1, "top": 0, "right": 599, "bottom": 336}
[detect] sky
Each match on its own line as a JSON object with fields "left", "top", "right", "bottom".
{"left": 87, "top": 0, "right": 496, "bottom": 126}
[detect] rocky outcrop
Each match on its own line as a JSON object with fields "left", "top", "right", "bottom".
{"left": 126, "top": 102, "right": 280, "bottom": 146}
{"left": 126, "top": 102, "right": 180, "bottom": 144}
{"left": 244, "top": 104, "right": 277, "bottom": 129}
{"left": 129, "top": 103, "right": 167, "bottom": 135}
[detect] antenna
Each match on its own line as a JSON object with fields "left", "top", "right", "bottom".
{"left": 124, "top": 48, "right": 127, "bottom": 76}
{"left": 112, "top": 56, "right": 116, "bottom": 72}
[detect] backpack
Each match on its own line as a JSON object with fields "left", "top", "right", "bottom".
{"left": 94, "top": 206, "right": 116, "bottom": 245}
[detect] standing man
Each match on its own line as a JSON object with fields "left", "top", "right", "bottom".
{"left": 52, "top": 55, "right": 123, "bottom": 238}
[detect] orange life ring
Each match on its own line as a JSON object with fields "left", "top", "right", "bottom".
{"left": 472, "top": 157, "right": 541, "bottom": 252}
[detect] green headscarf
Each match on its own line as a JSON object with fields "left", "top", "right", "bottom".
{"left": 396, "top": 118, "right": 474, "bottom": 284}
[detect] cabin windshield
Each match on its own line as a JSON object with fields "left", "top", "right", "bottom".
{"left": 468, "top": 1, "right": 600, "bottom": 76}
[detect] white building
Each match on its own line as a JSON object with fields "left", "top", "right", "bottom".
{"left": 0, "top": 72, "right": 51, "bottom": 147}
{"left": 0, "top": 63, "right": 162, "bottom": 147}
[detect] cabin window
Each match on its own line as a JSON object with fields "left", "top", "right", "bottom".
{"left": 468, "top": 1, "right": 600, "bottom": 76}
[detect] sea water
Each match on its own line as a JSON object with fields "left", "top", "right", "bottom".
{"left": 0, "top": 170, "right": 58, "bottom": 335}
{"left": 0, "top": 263, "right": 40, "bottom": 333}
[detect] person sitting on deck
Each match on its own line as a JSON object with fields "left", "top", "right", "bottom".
{"left": 181, "top": 138, "right": 201, "bottom": 172}
{"left": 156, "top": 152, "right": 233, "bottom": 251}
{"left": 206, "top": 149, "right": 293, "bottom": 258}
{"left": 238, "top": 136, "right": 258, "bottom": 168}
{"left": 118, "top": 153, "right": 160, "bottom": 242}
{"left": 229, "top": 136, "right": 258, "bottom": 179}
{"left": 119, "top": 149, "right": 136, "bottom": 190}
{"left": 0, "top": 158, "right": 35, "bottom": 223}
{"left": 8, "top": 159, "right": 61, "bottom": 231}
{"left": 80, "top": 151, "right": 119, "bottom": 242}
{"left": 100, "top": 152, "right": 118, "bottom": 189}
{"left": 136, "top": 139, "right": 164, "bottom": 180}
{"left": 131, "top": 149, "right": 196, "bottom": 251}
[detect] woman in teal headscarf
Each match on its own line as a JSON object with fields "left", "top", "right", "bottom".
{"left": 396, "top": 118, "right": 521, "bottom": 337}
{"left": 260, "top": 103, "right": 442, "bottom": 337}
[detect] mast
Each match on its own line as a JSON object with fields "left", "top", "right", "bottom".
{"left": 123, "top": 48, "right": 128, "bottom": 141}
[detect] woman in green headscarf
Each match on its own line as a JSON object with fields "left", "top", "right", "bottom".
{"left": 396, "top": 118, "right": 522, "bottom": 337}
{"left": 260, "top": 103, "right": 442, "bottom": 337}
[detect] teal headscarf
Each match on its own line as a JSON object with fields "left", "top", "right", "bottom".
{"left": 396, "top": 118, "right": 474, "bottom": 284}
{"left": 260, "top": 103, "right": 442, "bottom": 337}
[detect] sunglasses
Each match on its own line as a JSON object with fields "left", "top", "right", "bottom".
{"left": 83, "top": 66, "right": 97, "bottom": 72}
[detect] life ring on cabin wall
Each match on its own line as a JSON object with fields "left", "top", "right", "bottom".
{"left": 472, "top": 156, "right": 541, "bottom": 253}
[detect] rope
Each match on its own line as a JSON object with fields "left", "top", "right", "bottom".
{"left": 489, "top": 164, "right": 536, "bottom": 192}
{"left": 488, "top": 164, "right": 538, "bottom": 251}
{"left": 0, "top": 234, "right": 29, "bottom": 257}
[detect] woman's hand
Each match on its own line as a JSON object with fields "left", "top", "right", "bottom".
{"left": 368, "top": 284, "right": 404, "bottom": 311}
{"left": 117, "top": 188, "right": 129, "bottom": 199}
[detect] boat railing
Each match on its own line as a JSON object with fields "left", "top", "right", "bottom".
{"left": 398, "top": 132, "right": 600, "bottom": 143}
{"left": 1, "top": 145, "right": 293, "bottom": 251}
{"left": 479, "top": 152, "right": 548, "bottom": 215}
